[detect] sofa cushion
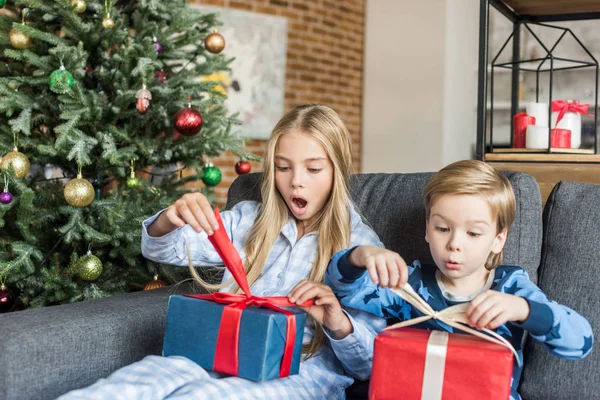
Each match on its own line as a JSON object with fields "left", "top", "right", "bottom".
{"left": 226, "top": 171, "right": 543, "bottom": 281}
{"left": 519, "top": 181, "right": 600, "bottom": 399}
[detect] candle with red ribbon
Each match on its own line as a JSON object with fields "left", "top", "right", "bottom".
{"left": 163, "top": 208, "right": 313, "bottom": 381}
{"left": 551, "top": 100, "right": 592, "bottom": 149}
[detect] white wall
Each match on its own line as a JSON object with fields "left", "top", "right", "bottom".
{"left": 362, "top": 0, "right": 479, "bottom": 172}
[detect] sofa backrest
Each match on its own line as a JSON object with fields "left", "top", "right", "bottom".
{"left": 226, "top": 171, "right": 543, "bottom": 279}
{"left": 519, "top": 181, "right": 600, "bottom": 399}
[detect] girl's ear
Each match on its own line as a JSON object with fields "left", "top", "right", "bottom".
{"left": 491, "top": 227, "right": 508, "bottom": 254}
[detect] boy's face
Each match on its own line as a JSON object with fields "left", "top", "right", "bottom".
{"left": 425, "top": 194, "right": 507, "bottom": 285}
{"left": 274, "top": 131, "right": 334, "bottom": 231}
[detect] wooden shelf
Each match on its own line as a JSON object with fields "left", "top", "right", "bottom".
{"left": 491, "top": 148, "right": 596, "bottom": 154}
{"left": 504, "top": 0, "right": 600, "bottom": 16}
{"left": 485, "top": 152, "right": 600, "bottom": 162}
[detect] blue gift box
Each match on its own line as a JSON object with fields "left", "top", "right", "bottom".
{"left": 162, "top": 294, "right": 307, "bottom": 382}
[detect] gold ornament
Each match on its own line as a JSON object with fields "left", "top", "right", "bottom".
{"left": 1, "top": 147, "right": 30, "bottom": 179}
{"left": 72, "top": 0, "right": 86, "bottom": 14}
{"left": 102, "top": 15, "right": 115, "bottom": 29}
{"left": 64, "top": 173, "right": 95, "bottom": 207}
{"left": 144, "top": 274, "right": 167, "bottom": 291}
{"left": 9, "top": 28, "right": 32, "bottom": 49}
{"left": 77, "top": 252, "right": 103, "bottom": 281}
{"left": 204, "top": 29, "right": 225, "bottom": 54}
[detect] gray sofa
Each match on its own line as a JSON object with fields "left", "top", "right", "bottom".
{"left": 0, "top": 171, "right": 597, "bottom": 399}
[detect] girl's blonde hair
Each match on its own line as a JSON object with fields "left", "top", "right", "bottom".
{"left": 190, "top": 104, "right": 354, "bottom": 357}
{"left": 423, "top": 160, "right": 516, "bottom": 269}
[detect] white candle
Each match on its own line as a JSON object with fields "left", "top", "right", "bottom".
{"left": 526, "top": 102, "right": 549, "bottom": 127}
{"left": 526, "top": 125, "right": 550, "bottom": 149}
{"left": 551, "top": 104, "right": 582, "bottom": 148}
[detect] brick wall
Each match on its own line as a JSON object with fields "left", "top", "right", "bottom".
{"left": 187, "top": 0, "right": 366, "bottom": 206}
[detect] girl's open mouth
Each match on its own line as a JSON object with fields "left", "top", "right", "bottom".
{"left": 291, "top": 196, "right": 308, "bottom": 216}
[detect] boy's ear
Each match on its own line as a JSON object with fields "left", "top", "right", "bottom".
{"left": 491, "top": 227, "right": 508, "bottom": 254}
{"left": 425, "top": 219, "right": 429, "bottom": 243}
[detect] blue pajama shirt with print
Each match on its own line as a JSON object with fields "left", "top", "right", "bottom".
{"left": 324, "top": 249, "right": 594, "bottom": 400}
{"left": 57, "top": 201, "right": 387, "bottom": 400}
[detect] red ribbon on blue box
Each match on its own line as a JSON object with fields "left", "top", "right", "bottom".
{"left": 184, "top": 208, "right": 313, "bottom": 378}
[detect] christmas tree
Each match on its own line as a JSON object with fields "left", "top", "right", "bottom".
{"left": 0, "top": 0, "right": 257, "bottom": 311}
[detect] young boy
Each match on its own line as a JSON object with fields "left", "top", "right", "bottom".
{"left": 325, "top": 160, "right": 593, "bottom": 400}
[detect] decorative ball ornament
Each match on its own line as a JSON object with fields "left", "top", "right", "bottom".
{"left": 72, "top": 0, "right": 86, "bottom": 13}
{"left": 135, "top": 85, "right": 152, "bottom": 114}
{"left": 102, "top": 14, "right": 115, "bottom": 29}
{"left": 0, "top": 191, "right": 13, "bottom": 205}
{"left": 154, "top": 70, "right": 167, "bottom": 83}
{"left": 1, "top": 147, "right": 30, "bottom": 179}
{"left": 235, "top": 160, "right": 251, "bottom": 175}
{"left": 9, "top": 28, "right": 32, "bottom": 49}
{"left": 152, "top": 36, "right": 163, "bottom": 53}
{"left": 49, "top": 66, "right": 75, "bottom": 94}
{"left": 174, "top": 107, "right": 203, "bottom": 136}
{"left": 126, "top": 172, "right": 139, "bottom": 188}
{"left": 0, "top": 283, "right": 15, "bottom": 313}
{"left": 204, "top": 29, "right": 225, "bottom": 54}
{"left": 77, "top": 251, "right": 103, "bottom": 281}
{"left": 144, "top": 274, "right": 167, "bottom": 291}
{"left": 64, "top": 173, "right": 95, "bottom": 207}
{"left": 202, "top": 163, "right": 222, "bottom": 187}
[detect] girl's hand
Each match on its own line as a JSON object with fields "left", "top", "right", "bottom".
{"left": 348, "top": 245, "right": 408, "bottom": 288}
{"left": 147, "top": 192, "right": 219, "bottom": 237}
{"left": 467, "top": 290, "right": 530, "bottom": 330}
{"left": 287, "top": 280, "right": 353, "bottom": 340}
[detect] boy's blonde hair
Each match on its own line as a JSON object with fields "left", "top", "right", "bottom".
{"left": 191, "top": 104, "right": 354, "bottom": 357}
{"left": 423, "top": 160, "right": 516, "bottom": 269}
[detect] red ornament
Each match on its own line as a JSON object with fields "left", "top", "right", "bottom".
{"left": 235, "top": 160, "right": 251, "bottom": 175}
{"left": 174, "top": 107, "right": 203, "bottom": 136}
{"left": 136, "top": 86, "right": 152, "bottom": 115}
{"left": 0, "top": 284, "right": 15, "bottom": 313}
{"left": 154, "top": 70, "right": 167, "bottom": 83}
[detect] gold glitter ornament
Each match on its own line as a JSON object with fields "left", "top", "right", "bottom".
{"left": 144, "top": 274, "right": 167, "bottom": 291}
{"left": 72, "top": 0, "right": 86, "bottom": 14}
{"left": 9, "top": 28, "right": 32, "bottom": 49}
{"left": 204, "top": 29, "right": 225, "bottom": 54}
{"left": 1, "top": 147, "right": 30, "bottom": 179}
{"left": 102, "top": 15, "right": 115, "bottom": 29}
{"left": 77, "top": 251, "right": 103, "bottom": 281}
{"left": 64, "top": 173, "right": 95, "bottom": 207}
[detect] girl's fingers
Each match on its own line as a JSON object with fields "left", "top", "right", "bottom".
{"left": 177, "top": 204, "right": 202, "bottom": 232}
{"left": 287, "top": 280, "right": 312, "bottom": 302}
{"left": 196, "top": 195, "right": 218, "bottom": 231}
{"left": 165, "top": 208, "right": 186, "bottom": 229}
{"left": 185, "top": 200, "right": 214, "bottom": 235}
{"left": 468, "top": 296, "right": 496, "bottom": 325}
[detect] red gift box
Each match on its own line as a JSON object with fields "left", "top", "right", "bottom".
{"left": 370, "top": 327, "right": 513, "bottom": 400}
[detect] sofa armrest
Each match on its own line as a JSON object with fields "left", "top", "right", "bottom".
{"left": 0, "top": 285, "right": 189, "bottom": 400}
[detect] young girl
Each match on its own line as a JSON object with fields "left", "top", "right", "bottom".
{"left": 58, "top": 104, "right": 385, "bottom": 400}
{"left": 326, "top": 160, "right": 593, "bottom": 400}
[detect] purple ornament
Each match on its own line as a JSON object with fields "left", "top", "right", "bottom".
{"left": 0, "top": 191, "right": 12, "bottom": 204}
{"left": 153, "top": 37, "right": 162, "bottom": 53}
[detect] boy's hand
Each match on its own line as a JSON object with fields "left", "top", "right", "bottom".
{"left": 148, "top": 192, "right": 219, "bottom": 237}
{"left": 348, "top": 245, "right": 408, "bottom": 288}
{"left": 287, "top": 280, "right": 353, "bottom": 340}
{"left": 467, "top": 290, "right": 530, "bottom": 330}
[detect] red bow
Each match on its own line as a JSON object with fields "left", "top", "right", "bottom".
{"left": 186, "top": 208, "right": 313, "bottom": 378}
{"left": 551, "top": 100, "right": 591, "bottom": 126}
